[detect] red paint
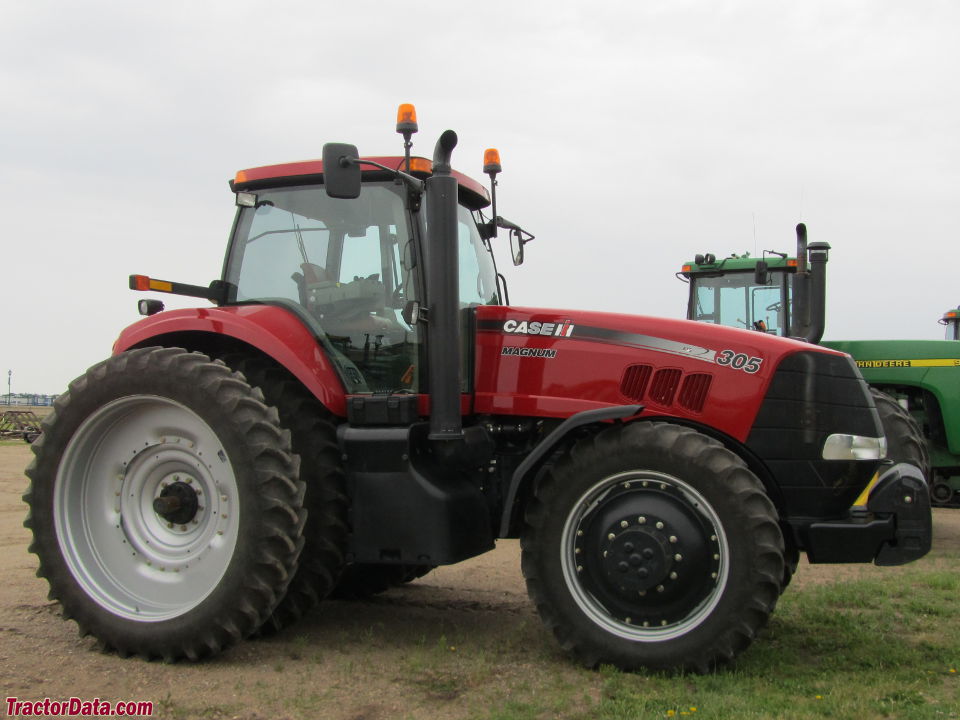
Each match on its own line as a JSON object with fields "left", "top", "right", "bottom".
{"left": 114, "top": 302, "right": 847, "bottom": 443}
{"left": 474, "top": 305, "right": 846, "bottom": 442}
{"left": 113, "top": 306, "right": 349, "bottom": 417}
{"left": 233, "top": 155, "right": 490, "bottom": 206}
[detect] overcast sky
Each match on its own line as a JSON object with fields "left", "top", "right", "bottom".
{"left": 3, "top": 0, "right": 958, "bottom": 394}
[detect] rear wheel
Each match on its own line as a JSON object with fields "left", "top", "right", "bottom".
{"left": 219, "top": 355, "right": 348, "bottom": 633}
{"left": 521, "top": 422, "right": 784, "bottom": 673}
{"left": 24, "top": 348, "right": 305, "bottom": 660}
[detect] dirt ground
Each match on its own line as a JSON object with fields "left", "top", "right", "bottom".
{"left": 1, "top": 441, "right": 957, "bottom": 719}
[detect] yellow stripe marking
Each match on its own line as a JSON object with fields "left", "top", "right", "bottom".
{"left": 856, "top": 358, "right": 960, "bottom": 368}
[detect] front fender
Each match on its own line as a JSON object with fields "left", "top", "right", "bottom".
{"left": 113, "top": 305, "right": 348, "bottom": 416}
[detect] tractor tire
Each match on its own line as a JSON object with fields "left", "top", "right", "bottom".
{"left": 870, "top": 387, "right": 930, "bottom": 485}
{"left": 331, "top": 563, "right": 435, "bottom": 600}
{"left": 23, "top": 347, "right": 305, "bottom": 661}
{"left": 521, "top": 421, "right": 784, "bottom": 673}
{"left": 780, "top": 537, "right": 801, "bottom": 594}
{"left": 219, "top": 355, "right": 348, "bottom": 633}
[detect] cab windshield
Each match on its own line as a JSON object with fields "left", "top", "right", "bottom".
{"left": 224, "top": 181, "right": 501, "bottom": 394}
{"left": 691, "top": 270, "right": 792, "bottom": 335}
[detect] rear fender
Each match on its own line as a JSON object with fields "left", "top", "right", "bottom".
{"left": 113, "top": 305, "right": 348, "bottom": 417}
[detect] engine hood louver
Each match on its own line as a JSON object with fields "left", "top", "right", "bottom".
{"left": 620, "top": 364, "right": 712, "bottom": 413}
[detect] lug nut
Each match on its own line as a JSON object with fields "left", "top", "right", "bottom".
{"left": 608, "top": 533, "right": 616, "bottom": 541}
{"left": 656, "top": 521, "right": 664, "bottom": 529}
{"left": 638, "top": 516, "right": 647, "bottom": 524}
{"left": 620, "top": 520, "right": 629, "bottom": 528}
{"left": 669, "top": 535, "right": 678, "bottom": 543}
{"left": 675, "top": 554, "right": 683, "bottom": 562}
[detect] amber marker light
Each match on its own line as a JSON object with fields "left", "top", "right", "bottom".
{"left": 408, "top": 157, "right": 432, "bottom": 173}
{"left": 787, "top": 259, "right": 799, "bottom": 267}
{"left": 129, "top": 275, "right": 173, "bottom": 292}
{"left": 396, "top": 103, "right": 418, "bottom": 134}
{"left": 483, "top": 148, "right": 502, "bottom": 176}
{"left": 682, "top": 264, "right": 692, "bottom": 273}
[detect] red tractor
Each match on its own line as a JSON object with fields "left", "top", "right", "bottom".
{"left": 25, "top": 106, "right": 931, "bottom": 672}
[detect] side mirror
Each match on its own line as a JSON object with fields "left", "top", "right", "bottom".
{"left": 510, "top": 231, "right": 524, "bottom": 266}
{"left": 754, "top": 260, "right": 769, "bottom": 285}
{"left": 322, "top": 143, "right": 361, "bottom": 199}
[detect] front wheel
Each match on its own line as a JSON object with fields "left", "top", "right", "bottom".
{"left": 521, "top": 422, "right": 784, "bottom": 673}
{"left": 24, "top": 348, "right": 305, "bottom": 661}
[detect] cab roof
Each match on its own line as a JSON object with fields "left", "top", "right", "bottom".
{"left": 680, "top": 254, "right": 797, "bottom": 277}
{"left": 231, "top": 155, "right": 491, "bottom": 210}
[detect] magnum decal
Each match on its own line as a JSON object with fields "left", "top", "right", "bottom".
{"left": 501, "top": 347, "right": 558, "bottom": 358}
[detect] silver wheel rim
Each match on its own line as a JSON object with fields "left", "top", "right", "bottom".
{"left": 54, "top": 395, "right": 240, "bottom": 621}
{"left": 560, "top": 470, "right": 729, "bottom": 642}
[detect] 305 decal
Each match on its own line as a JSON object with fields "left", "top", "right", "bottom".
{"left": 715, "top": 349, "right": 762, "bottom": 374}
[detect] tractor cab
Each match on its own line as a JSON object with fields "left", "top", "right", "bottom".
{"left": 225, "top": 164, "right": 498, "bottom": 396}
{"left": 681, "top": 252, "right": 796, "bottom": 335}
{"left": 680, "top": 224, "right": 830, "bottom": 344}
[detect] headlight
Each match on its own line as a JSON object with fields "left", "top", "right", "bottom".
{"left": 822, "top": 434, "right": 887, "bottom": 461}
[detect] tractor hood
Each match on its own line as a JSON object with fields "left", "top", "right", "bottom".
{"left": 474, "top": 305, "right": 851, "bottom": 442}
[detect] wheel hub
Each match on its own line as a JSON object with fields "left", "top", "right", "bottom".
{"left": 566, "top": 472, "right": 727, "bottom": 637}
{"left": 602, "top": 524, "right": 674, "bottom": 594}
{"left": 153, "top": 480, "right": 200, "bottom": 525}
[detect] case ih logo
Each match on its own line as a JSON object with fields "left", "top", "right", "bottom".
{"left": 502, "top": 319, "right": 575, "bottom": 337}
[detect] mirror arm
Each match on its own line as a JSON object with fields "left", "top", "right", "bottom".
{"left": 349, "top": 158, "right": 425, "bottom": 195}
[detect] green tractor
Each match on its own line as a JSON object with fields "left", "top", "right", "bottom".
{"left": 680, "top": 224, "right": 958, "bottom": 507}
